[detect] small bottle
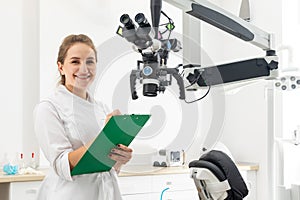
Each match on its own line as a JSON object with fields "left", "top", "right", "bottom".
{"left": 30, "top": 152, "right": 38, "bottom": 169}
{"left": 19, "top": 153, "right": 26, "bottom": 170}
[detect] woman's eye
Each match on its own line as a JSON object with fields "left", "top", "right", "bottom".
{"left": 71, "top": 60, "right": 80, "bottom": 64}
{"left": 87, "top": 60, "right": 95, "bottom": 65}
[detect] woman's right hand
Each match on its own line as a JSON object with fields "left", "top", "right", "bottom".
{"left": 105, "top": 109, "right": 121, "bottom": 124}
{"left": 110, "top": 144, "right": 133, "bottom": 173}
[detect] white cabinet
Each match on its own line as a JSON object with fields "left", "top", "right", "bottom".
{"left": 0, "top": 166, "right": 256, "bottom": 200}
{"left": 9, "top": 181, "right": 41, "bottom": 200}
{"left": 119, "top": 173, "right": 199, "bottom": 200}
{"left": 119, "top": 167, "right": 257, "bottom": 200}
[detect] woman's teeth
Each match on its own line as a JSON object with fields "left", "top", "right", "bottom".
{"left": 75, "top": 74, "right": 91, "bottom": 79}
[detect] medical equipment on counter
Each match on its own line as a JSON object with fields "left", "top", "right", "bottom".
{"left": 153, "top": 149, "right": 168, "bottom": 167}
{"left": 168, "top": 150, "right": 185, "bottom": 166}
{"left": 117, "top": 0, "right": 278, "bottom": 103}
{"left": 152, "top": 149, "right": 185, "bottom": 167}
{"left": 189, "top": 150, "right": 248, "bottom": 200}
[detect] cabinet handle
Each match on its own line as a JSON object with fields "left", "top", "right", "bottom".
{"left": 166, "top": 181, "right": 172, "bottom": 185}
{"left": 25, "top": 188, "right": 38, "bottom": 194}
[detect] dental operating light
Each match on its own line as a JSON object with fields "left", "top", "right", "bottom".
{"left": 117, "top": 0, "right": 279, "bottom": 103}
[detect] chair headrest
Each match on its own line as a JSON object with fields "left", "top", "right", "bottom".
{"left": 189, "top": 150, "right": 249, "bottom": 199}
{"left": 189, "top": 159, "right": 226, "bottom": 181}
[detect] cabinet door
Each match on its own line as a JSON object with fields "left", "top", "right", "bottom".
{"left": 10, "top": 181, "right": 41, "bottom": 200}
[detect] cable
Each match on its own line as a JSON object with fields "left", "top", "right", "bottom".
{"left": 159, "top": 10, "right": 175, "bottom": 41}
{"left": 184, "top": 85, "right": 211, "bottom": 104}
{"left": 161, "top": 10, "right": 171, "bottom": 21}
{"left": 184, "top": 71, "right": 202, "bottom": 89}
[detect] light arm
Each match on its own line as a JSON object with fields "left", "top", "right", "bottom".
{"left": 163, "top": 0, "right": 278, "bottom": 89}
{"left": 163, "top": 0, "right": 273, "bottom": 51}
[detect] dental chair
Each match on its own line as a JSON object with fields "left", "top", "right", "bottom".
{"left": 189, "top": 150, "right": 249, "bottom": 200}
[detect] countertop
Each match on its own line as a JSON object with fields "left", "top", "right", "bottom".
{"left": 0, "top": 168, "right": 48, "bottom": 183}
{"left": 0, "top": 162, "right": 258, "bottom": 183}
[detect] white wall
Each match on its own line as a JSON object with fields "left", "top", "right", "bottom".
{"left": 281, "top": 0, "right": 300, "bottom": 189}
{"left": 0, "top": 0, "right": 39, "bottom": 166}
{"left": 202, "top": 0, "right": 283, "bottom": 199}
{"left": 0, "top": 0, "right": 23, "bottom": 163}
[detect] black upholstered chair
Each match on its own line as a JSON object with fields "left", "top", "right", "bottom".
{"left": 189, "top": 150, "right": 249, "bottom": 200}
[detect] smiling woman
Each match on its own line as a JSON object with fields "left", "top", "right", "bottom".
{"left": 57, "top": 34, "right": 97, "bottom": 99}
{"left": 34, "top": 34, "right": 132, "bottom": 200}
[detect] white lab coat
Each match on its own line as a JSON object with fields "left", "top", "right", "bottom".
{"left": 34, "top": 85, "right": 122, "bottom": 200}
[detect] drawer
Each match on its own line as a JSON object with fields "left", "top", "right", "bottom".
{"left": 119, "top": 176, "right": 152, "bottom": 195}
{"left": 119, "top": 174, "right": 196, "bottom": 195}
{"left": 10, "top": 181, "right": 41, "bottom": 200}
{"left": 150, "top": 174, "right": 196, "bottom": 193}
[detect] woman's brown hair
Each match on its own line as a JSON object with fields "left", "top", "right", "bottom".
{"left": 57, "top": 34, "right": 97, "bottom": 85}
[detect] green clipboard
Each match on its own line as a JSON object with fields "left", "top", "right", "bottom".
{"left": 71, "top": 114, "right": 150, "bottom": 176}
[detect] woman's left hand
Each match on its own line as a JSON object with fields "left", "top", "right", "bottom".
{"left": 110, "top": 144, "right": 133, "bottom": 173}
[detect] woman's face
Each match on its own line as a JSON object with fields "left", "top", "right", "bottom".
{"left": 58, "top": 43, "right": 96, "bottom": 93}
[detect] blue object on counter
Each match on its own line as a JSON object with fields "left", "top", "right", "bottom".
{"left": 3, "top": 164, "right": 18, "bottom": 175}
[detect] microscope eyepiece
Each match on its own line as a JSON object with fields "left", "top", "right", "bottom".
{"left": 120, "top": 14, "right": 129, "bottom": 23}
{"left": 120, "top": 14, "right": 136, "bottom": 30}
{"left": 135, "top": 13, "right": 151, "bottom": 27}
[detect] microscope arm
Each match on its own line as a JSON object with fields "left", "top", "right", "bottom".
{"left": 184, "top": 57, "right": 278, "bottom": 87}
{"left": 164, "top": 68, "right": 186, "bottom": 99}
{"left": 162, "top": 0, "right": 278, "bottom": 88}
